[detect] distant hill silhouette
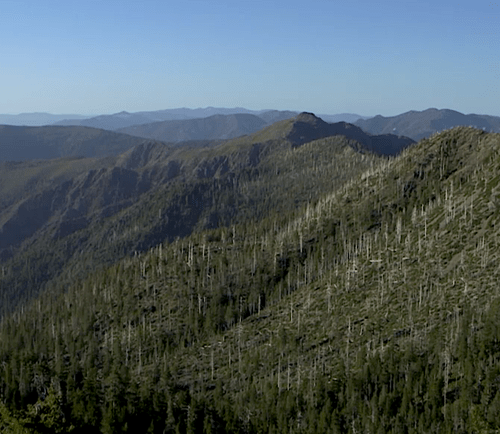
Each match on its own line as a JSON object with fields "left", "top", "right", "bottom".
{"left": 52, "top": 108, "right": 298, "bottom": 130}
{"left": 117, "top": 114, "right": 269, "bottom": 143}
{"left": 318, "top": 113, "right": 370, "bottom": 123}
{"left": 258, "top": 110, "right": 298, "bottom": 123}
{"left": 354, "top": 108, "right": 500, "bottom": 140}
{"left": 0, "top": 112, "right": 89, "bottom": 126}
{"left": 0, "top": 125, "right": 160, "bottom": 161}
{"left": 53, "top": 111, "right": 155, "bottom": 130}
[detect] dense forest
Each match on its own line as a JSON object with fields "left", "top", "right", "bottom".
{"left": 1, "top": 119, "right": 500, "bottom": 432}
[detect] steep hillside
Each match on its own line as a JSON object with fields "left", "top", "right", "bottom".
{"left": 0, "top": 125, "right": 160, "bottom": 161}
{"left": 0, "top": 113, "right": 390, "bottom": 317}
{"left": 1, "top": 127, "right": 500, "bottom": 433}
{"left": 0, "top": 157, "right": 116, "bottom": 211}
{"left": 355, "top": 107, "right": 500, "bottom": 140}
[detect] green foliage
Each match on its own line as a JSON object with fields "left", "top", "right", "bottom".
{"left": 1, "top": 126, "right": 500, "bottom": 432}
{"left": 0, "top": 403, "right": 31, "bottom": 434}
{"left": 26, "top": 386, "right": 72, "bottom": 433}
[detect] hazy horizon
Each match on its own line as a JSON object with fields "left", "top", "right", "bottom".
{"left": 2, "top": 0, "right": 499, "bottom": 117}
{"left": 2, "top": 106, "right": 500, "bottom": 120}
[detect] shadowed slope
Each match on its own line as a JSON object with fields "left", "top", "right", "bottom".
{"left": 0, "top": 125, "right": 162, "bottom": 161}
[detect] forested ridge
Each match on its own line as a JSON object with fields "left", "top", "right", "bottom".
{"left": 2, "top": 124, "right": 500, "bottom": 433}
{"left": 0, "top": 114, "right": 395, "bottom": 317}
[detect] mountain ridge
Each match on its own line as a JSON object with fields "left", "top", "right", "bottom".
{"left": 280, "top": 112, "right": 415, "bottom": 155}
{"left": 0, "top": 112, "right": 406, "bottom": 315}
{"left": 354, "top": 107, "right": 500, "bottom": 140}
{"left": 51, "top": 108, "right": 300, "bottom": 130}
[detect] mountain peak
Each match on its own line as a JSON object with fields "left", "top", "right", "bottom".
{"left": 283, "top": 112, "right": 415, "bottom": 154}
{"left": 295, "top": 112, "right": 323, "bottom": 124}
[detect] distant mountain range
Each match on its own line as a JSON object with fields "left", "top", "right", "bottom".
{"left": 354, "top": 108, "right": 500, "bottom": 140}
{"left": 52, "top": 108, "right": 301, "bottom": 130}
{"left": 0, "top": 112, "right": 392, "bottom": 161}
{"left": 1, "top": 108, "right": 368, "bottom": 131}
{"left": 4, "top": 107, "right": 500, "bottom": 147}
{"left": 3, "top": 113, "right": 413, "bottom": 162}
{"left": 54, "top": 111, "right": 158, "bottom": 130}
{"left": 0, "top": 112, "right": 89, "bottom": 126}
{"left": 319, "top": 113, "right": 371, "bottom": 123}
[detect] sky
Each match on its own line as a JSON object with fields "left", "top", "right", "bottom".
{"left": 1, "top": 0, "right": 499, "bottom": 117}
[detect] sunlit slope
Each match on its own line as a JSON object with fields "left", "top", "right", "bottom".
{"left": 0, "top": 156, "right": 116, "bottom": 211}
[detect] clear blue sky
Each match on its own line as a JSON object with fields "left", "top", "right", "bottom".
{"left": 1, "top": 0, "right": 499, "bottom": 116}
